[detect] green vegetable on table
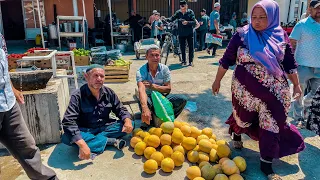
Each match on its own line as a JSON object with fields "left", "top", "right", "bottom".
{"left": 114, "top": 59, "right": 131, "bottom": 66}
{"left": 72, "top": 48, "right": 90, "bottom": 57}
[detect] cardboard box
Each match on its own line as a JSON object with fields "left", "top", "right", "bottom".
{"left": 8, "top": 58, "right": 20, "bottom": 70}
{"left": 56, "top": 55, "right": 71, "bottom": 69}
{"left": 75, "top": 56, "right": 90, "bottom": 66}
{"left": 69, "top": 42, "right": 77, "bottom": 51}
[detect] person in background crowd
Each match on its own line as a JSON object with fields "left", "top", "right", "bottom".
{"left": 62, "top": 64, "right": 134, "bottom": 159}
{"left": 0, "top": 33, "right": 58, "bottom": 180}
{"left": 206, "top": 2, "right": 221, "bottom": 57}
{"left": 290, "top": 0, "right": 320, "bottom": 128}
{"left": 149, "top": 10, "right": 158, "bottom": 24}
{"left": 212, "top": 1, "right": 305, "bottom": 179}
{"left": 229, "top": 13, "right": 237, "bottom": 32}
{"left": 136, "top": 46, "right": 187, "bottom": 129}
{"left": 124, "top": 10, "right": 144, "bottom": 42}
{"left": 240, "top": 12, "right": 249, "bottom": 26}
{"left": 198, "top": 9, "right": 210, "bottom": 51}
{"left": 193, "top": 19, "right": 200, "bottom": 51}
{"left": 163, "top": 0, "right": 196, "bottom": 66}
{"left": 150, "top": 13, "right": 164, "bottom": 44}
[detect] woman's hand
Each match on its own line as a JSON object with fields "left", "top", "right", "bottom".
{"left": 212, "top": 80, "right": 221, "bottom": 96}
{"left": 292, "top": 84, "right": 302, "bottom": 100}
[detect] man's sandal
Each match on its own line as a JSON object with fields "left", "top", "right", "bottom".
{"left": 114, "top": 139, "right": 126, "bottom": 150}
{"left": 232, "top": 141, "right": 244, "bottom": 149}
{"left": 267, "top": 174, "right": 282, "bottom": 180}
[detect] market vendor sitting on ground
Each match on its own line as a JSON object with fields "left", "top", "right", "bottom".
{"left": 62, "top": 64, "right": 133, "bottom": 160}
{"left": 136, "top": 45, "right": 187, "bottom": 129}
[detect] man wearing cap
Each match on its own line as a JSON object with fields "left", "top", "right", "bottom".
{"left": 62, "top": 64, "right": 133, "bottom": 160}
{"left": 199, "top": 9, "right": 210, "bottom": 51}
{"left": 162, "top": 0, "right": 196, "bottom": 66}
{"left": 290, "top": 0, "right": 320, "bottom": 127}
{"left": 136, "top": 45, "right": 187, "bottom": 129}
{"left": 206, "top": 2, "right": 221, "bottom": 57}
{"left": 149, "top": 10, "right": 158, "bottom": 24}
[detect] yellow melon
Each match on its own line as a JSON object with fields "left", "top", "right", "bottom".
{"left": 201, "top": 164, "right": 216, "bottom": 180}
{"left": 235, "top": 168, "right": 240, "bottom": 174}
{"left": 143, "top": 159, "right": 158, "bottom": 174}
{"left": 181, "top": 125, "right": 192, "bottom": 137}
{"left": 161, "top": 122, "right": 175, "bottom": 134}
{"left": 233, "top": 156, "right": 247, "bottom": 172}
{"left": 161, "top": 158, "right": 175, "bottom": 173}
{"left": 187, "top": 150, "right": 199, "bottom": 163}
{"left": 171, "top": 151, "right": 185, "bottom": 167}
{"left": 186, "top": 166, "right": 201, "bottom": 180}
{"left": 201, "top": 128, "right": 213, "bottom": 137}
{"left": 217, "top": 144, "right": 231, "bottom": 158}
{"left": 174, "top": 121, "right": 183, "bottom": 128}
{"left": 216, "top": 140, "right": 227, "bottom": 146}
{"left": 130, "top": 136, "right": 142, "bottom": 148}
{"left": 144, "top": 147, "right": 157, "bottom": 159}
{"left": 153, "top": 128, "right": 163, "bottom": 137}
{"left": 209, "top": 138, "right": 216, "bottom": 145}
{"left": 161, "top": 145, "right": 173, "bottom": 158}
{"left": 172, "top": 130, "right": 184, "bottom": 144}
{"left": 143, "top": 135, "right": 150, "bottom": 144}
{"left": 209, "top": 149, "right": 219, "bottom": 163}
{"left": 174, "top": 127, "right": 182, "bottom": 133}
{"left": 140, "top": 132, "right": 150, "bottom": 139}
{"left": 213, "top": 174, "right": 228, "bottom": 180}
{"left": 197, "top": 152, "right": 210, "bottom": 164}
{"left": 173, "top": 145, "right": 185, "bottom": 155}
{"left": 219, "top": 157, "right": 230, "bottom": 165}
{"left": 197, "top": 135, "right": 209, "bottom": 144}
{"left": 190, "top": 126, "right": 202, "bottom": 139}
{"left": 211, "top": 134, "right": 217, "bottom": 140}
{"left": 221, "top": 160, "right": 238, "bottom": 175}
{"left": 194, "top": 177, "right": 205, "bottom": 180}
{"left": 229, "top": 174, "right": 244, "bottom": 180}
{"left": 212, "top": 164, "right": 223, "bottom": 174}
{"left": 148, "top": 127, "right": 156, "bottom": 134}
{"left": 182, "top": 137, "right": 197, "bottom": 151}
{"left": 212, "top": 143, "right": 218, "bottom": 150}
{"left": 160, "top": 134, "right": 172, "bottom": 146}
{"left": 193, "top": 145, "right": 200, "bottom": 151}
{"left": 181, "top": 122, "right": 190, "bottom": 127}
{"left": 134, "top": 141, "right": 147, "bottom": 156}
{"left": 150, "top": 152, "right": 164, "bottom": 167}
{"left": 198, "top": 139, "right": 213, "bottom": 153}
{"left": 133, "top": 128, "right": 143, "bottom": 137}
{"left": 147, "top": 135, "right": 161, "bottom": 148}
{"left": 199, "top": 161, "right": 211, "bottom": 169}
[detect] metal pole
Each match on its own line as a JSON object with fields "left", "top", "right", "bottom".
{"left": 36, "top": 0, "right": 45, "bottom": 48}
{"left": 72, "top": 0, "right": 79, "bottom": 32}
{"left": 108, "top": 0, "right": 114, "bottom": 49}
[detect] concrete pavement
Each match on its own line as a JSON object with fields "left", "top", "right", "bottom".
{"left": 1, "top": 50, "right": 320, "bottom": 180}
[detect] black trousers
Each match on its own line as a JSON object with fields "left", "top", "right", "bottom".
{"left": 133, "top": 27, "right": 141, "bottom": 43}
{"left": 179, "top": 35, "right": 194, "bottom": 63}
{"left": 0, "top": 103, "right": 58, "bottom": 180}
{"left": 207, "top": 29, "right": 218, "bottom": 55}
{"left": 199, "top": 30, "right": 207, "bottom": 50}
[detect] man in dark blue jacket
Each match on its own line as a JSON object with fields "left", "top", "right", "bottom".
{"left": 163, "top": 0, "right": 196, "bottom": 66}
{"left": 62, "top": 64, "right": 133, "bottom": 160}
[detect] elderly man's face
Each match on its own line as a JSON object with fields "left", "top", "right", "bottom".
{"left": 85, "top": 68, "right": 105, "bottom": 90}
{"left": 146, "top": 49, "right": 161, "bottom": 65}
{"left": 310, "top": 6, "right": 320, "bottom": 19}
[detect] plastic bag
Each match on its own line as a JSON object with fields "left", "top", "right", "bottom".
{"left": 205, "top": 33, "right": 223, "bottom": 46}
{"left": 151, "top": 91, "right": 175, "bottom": 122}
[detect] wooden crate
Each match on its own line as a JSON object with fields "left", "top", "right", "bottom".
{"left": 104, "top": 65, "right": 130, "bottom": 83}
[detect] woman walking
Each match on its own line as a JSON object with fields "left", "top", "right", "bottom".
{"left": 212, "top": 0, "right": 305, "bottom": 179}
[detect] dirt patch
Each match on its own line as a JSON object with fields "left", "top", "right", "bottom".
{"left": 0, "top": 156, "right": 23, "bottom": 180}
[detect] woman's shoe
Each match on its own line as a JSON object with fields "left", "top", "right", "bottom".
{"left": 267, "top": 174, "right": 282, "bottom": 180}
{"left": 231, "top": 132, "right": 243, "bottom": 149}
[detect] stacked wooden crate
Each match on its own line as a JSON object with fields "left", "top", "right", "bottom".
{"left": 104, "top": 65, "right": 130, "bottom": 83}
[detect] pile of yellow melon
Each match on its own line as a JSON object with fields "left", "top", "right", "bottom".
{"left": 130, "top": 121, "right": 247, "bottom": 180}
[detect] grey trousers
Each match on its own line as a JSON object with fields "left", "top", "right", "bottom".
{"left": 0, "top": 102, "right": 57, "bottom": 180}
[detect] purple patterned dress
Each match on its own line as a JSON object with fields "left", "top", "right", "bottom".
{"left": 220, "top": 32, "right": 305, "bottom": 159}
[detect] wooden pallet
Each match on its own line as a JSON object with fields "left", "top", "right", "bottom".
{"left": 104, "top": 65, "right": 130, "bottom": 83}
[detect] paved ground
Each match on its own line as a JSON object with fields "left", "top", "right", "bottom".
{"left": 1, "top": 49, "right": 320, "bottom": 180}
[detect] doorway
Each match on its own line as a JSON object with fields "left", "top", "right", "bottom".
{"left": 1, "top": 0, "right": 25, "bottom": 40}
